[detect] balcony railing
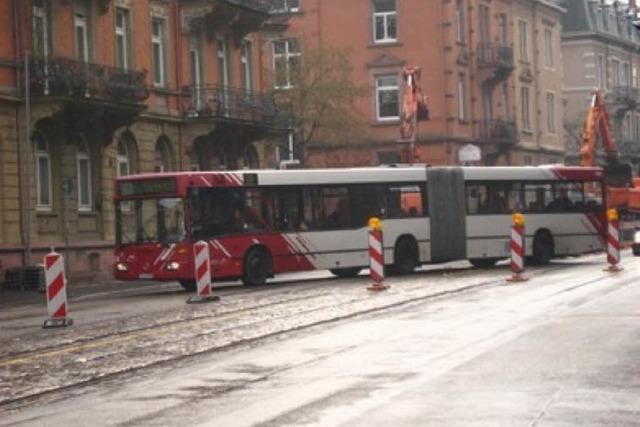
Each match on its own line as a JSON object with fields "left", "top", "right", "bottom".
{"left": 29, "top": 56, "right": 149, "bottom": 105}
{"left": 608, "top": 86, "right": 640, "bottom": 109}
{"left": 477, "top": 43, "right": 514, "bottom": 81}
{"left": 477, "top": 119, "right": 518, "bottom": 145}
{"left": 183, "top": 84, "right": 289, "bottom": 129}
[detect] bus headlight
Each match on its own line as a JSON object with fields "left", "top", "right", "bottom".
{"left": 166, "top": 261, "right": 180, "bottom": 271}
{"left": 116, "top": 262, "right": 128, "bottom": 272}
{"left": 634, "top": 231, "right": 640, "bottom": 243}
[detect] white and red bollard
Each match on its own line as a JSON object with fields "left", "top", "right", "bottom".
{"left": 367, "top": 217, "right": 389, "bottom": 291}
{"left": 604, "top": 209, "right": 623, "bottom": 273}
{"left": 187, "top": 241, "right": 220, "bottom": 303}
{"left": 43, "top": 251, "right": 73, "bottom": 328}
{"left": 507, "top": 213, "right": 529, "bottom": 283}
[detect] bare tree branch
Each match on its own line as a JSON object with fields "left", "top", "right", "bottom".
{"left": 275, "top": 44, "right": 368, "bottom": 164}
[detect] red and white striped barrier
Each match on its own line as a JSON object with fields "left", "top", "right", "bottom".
{"left": 604, "top": 212, "right": 623, "bottom": 273}
{"left": 187, "top": 241, "right": 220, "bottom": 303}
{"left": 507, "top": 214, "right": 528, "bottom": 283}
{"left": 43, "top": 251, "right": 73, "bottom": 328}
{"left": 367, "top": 218, "right": 389, "bottom": 291}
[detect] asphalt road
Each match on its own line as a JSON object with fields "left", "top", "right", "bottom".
{"left": 1, "top": 253, "right": 639, "bottom": 426}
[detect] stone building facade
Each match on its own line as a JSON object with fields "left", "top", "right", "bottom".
{"left": 0, "top": 0, "right": 289, "bottom": 280}
{"left": 562, "top": 0, "right": 640, "bottom": 164}
{"left": 513, "top": 0, "right": 566, "bottom": 165}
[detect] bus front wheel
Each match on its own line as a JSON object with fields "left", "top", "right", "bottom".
{"left": 242, "top": 247, "right": 272, "bottom": 286}
{"left": 532, "top": 230, "right": 554, "bottom": 265}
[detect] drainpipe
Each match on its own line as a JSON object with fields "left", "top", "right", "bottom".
{"left": 440, "top": 1, "right": 453, "bottom": 164}
{"left": 174, "top": 0, "right": 184, "bottom": 170}
{"left": 14, "top": 0, "right": 33, "bottom": 267}
{"left": 532, "top": 2, "right": 541, "bottom": 165}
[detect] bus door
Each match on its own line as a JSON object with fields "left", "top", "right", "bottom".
{"left": 427, "top": 168, "right": 467, "bottom": 262}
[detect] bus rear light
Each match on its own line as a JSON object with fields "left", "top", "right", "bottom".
{"left": 166, "top": 261, "right": 180, "bottom": 271}
{"left": 116, "top": 262, "right": 128, "bottom": 272}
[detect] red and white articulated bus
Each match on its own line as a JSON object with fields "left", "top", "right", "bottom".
{"left": 113, "top": 165, "right": 607, "bottom": 289}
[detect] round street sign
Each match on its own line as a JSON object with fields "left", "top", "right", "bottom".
{"left": 459, "top": 144, "right": 482, "bottom": 163}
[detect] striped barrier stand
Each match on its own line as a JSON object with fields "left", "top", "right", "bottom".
{"left": 43, "top": 251, "right": 73, "bottom": 328}
{"left": 367, "top": 217, "right": 389, "bottom": 291}
{"left": 187, "top": 241, "right": 220, "bottom": 304}
{"left": 507, "top": 213, "right": 529, "bottom": 283}
{"left": 604, "top": 209, "right": 623, "bottom": 273}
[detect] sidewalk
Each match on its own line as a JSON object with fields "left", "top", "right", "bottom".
{"left": 0, "top": 276, "right": 169, "bottom": 310}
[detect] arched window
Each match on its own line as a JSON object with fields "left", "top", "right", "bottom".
{"left": 189, "top": 148, "right": 200, "bottom": 171}
{"left": 75, "top": 135, "right": 92, "bottom": 211}
{"left": 34, "top": 132, "right": 52, "bottom": 210}
{"left": 243, "top": 144, "right": 259, "bottom": 169}
{"left": 191, "top": 136, "right": 227, "bottom": 171}
{"left": 154, "top": 137, "right": 173, "bottom": 172}
{"left": 117, "top": 138, "right": 130, "bottom": 177}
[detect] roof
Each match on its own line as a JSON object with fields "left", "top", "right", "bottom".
{"left": 562, "top": 0, "right": 640, "bottom": 46}
{"left": 117, "top": 165, "right": 604, "bottom": 188}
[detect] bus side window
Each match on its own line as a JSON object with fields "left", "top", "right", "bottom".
{"left": 322, "top": 187, "right": 350, "bottom": 228}
{"left": 240, "top": 188, "right": 273, "bottom": 232}
{"left": 466, "top": 184, "right": 488, "bottom": 214}
{"left": 548, "top": 182, "right": 579, "bottom": 212}
{"left": 584, "top": 181, "right": 604, "bottom": 210}
{"left": 487, "top": 184, "right": 510, "bottom": 214}
{"left": 350, "top": 184, "right": 386, "bottom": 227}
{"left": 507, "top": 183, "right": 524, "bottom": 212}
{"left": 387, "top": 184, "right": 423, "bottom": 218}
{"left": 523, "top": 183, "right": 550, "bottom": 213}
{"left": 274, "top": 188, "right": 303, "bottom": 231}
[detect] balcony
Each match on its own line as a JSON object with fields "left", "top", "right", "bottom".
{"left": 29, "top": 56, "right": 149, "bottom": 106}
{"left": 476, "top": 119, "right": 518, "bottom": 145}
{"left": 476, "top": 43, "right": 514, "bottom": 84}
{"left": 608, "top": 86, "right": 640, "bottom": 112}
{"left": 183, "top": 84, "right": 290, "bottom": 130}
{"left": 181, "top": 0, "right": 271, "bottom": 39}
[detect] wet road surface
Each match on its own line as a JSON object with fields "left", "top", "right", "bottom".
{"left": 1, "top": 253, "right": 639, "bottom": 426}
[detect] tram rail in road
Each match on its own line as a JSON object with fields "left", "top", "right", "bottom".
{"left": 0, "top": 252, "right": 628, "bottom": 411}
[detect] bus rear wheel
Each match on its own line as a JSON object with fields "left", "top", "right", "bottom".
{"left": 392, "top": 237, "right": 419, "bottom": 275}
{"left": 532, "top": 230, "right": 554, "bottom": 265}
{"left": 330, "top": 267, "right": 362, "bottom": 278}
{"left": 179, "top": 280, "right": 196, "bottom": 292}
{"left": 469, "top": 258, "right": 499, "bottom": 269}
{"left": 242, "top": 247, "right": 272, "bottom": 286}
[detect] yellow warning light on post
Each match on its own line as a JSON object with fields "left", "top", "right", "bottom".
{"left": 368, "top": 217, "right": 382, "bottom": 231}
{"left": 607, "top": 208, "right": 619, "bottom": 223}
{"left": 512, "top": 212, "right": 525, "bottom": 227}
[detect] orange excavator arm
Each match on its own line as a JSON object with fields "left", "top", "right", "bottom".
{"left": 579, "top": 91, "right": 618, "bottom": 167}
{"left": 579, "top": 90, "right": 639, "bottom": 211}
{"left": 398, "top": 67, "right": 429, "bottom": 163}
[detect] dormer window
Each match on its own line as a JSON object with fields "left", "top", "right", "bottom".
{"left": 272, "top": 0, "right": 299, "bottom": 13}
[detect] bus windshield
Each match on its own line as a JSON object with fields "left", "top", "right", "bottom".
{"left": 117, "top": 198, "right": 186, "bottom": 245}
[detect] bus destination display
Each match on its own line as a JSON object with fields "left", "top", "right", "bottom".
{"left": 119, "top": 178, "right": 177, "bottom": 197}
